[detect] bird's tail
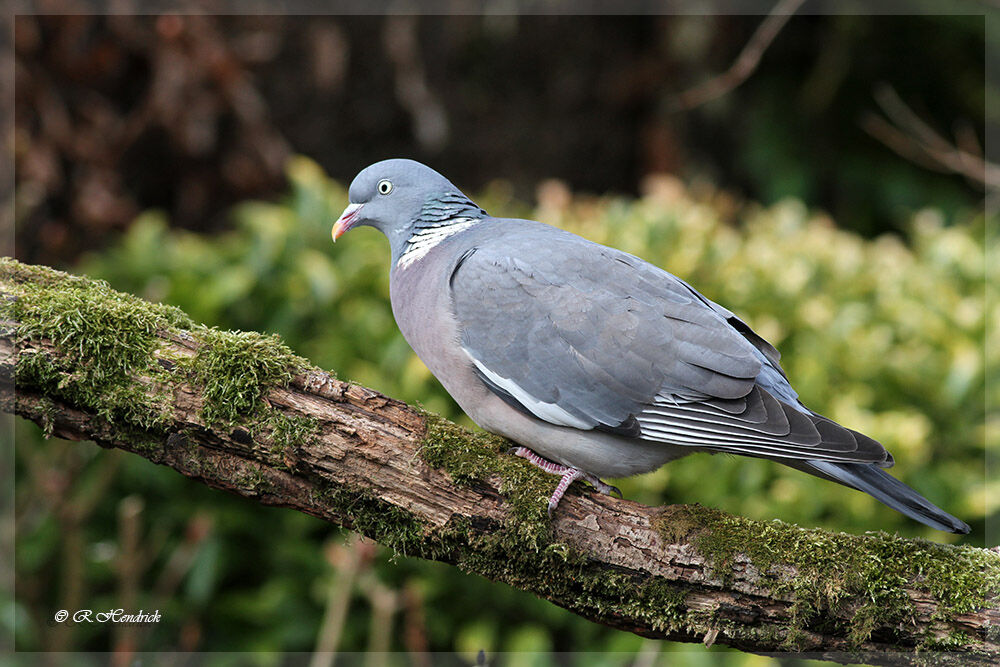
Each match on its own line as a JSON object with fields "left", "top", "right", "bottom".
{"left": 794, "top": 459, "right": 970, "bottom": 534}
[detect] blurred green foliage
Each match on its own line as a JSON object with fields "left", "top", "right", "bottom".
{"left": 12, "top": 157, "right": 992, "bottom": 659}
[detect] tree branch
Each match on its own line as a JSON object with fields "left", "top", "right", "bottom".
{"left": 2, "top": 257, "right": 997, "bottom": 664}
{"left": 861, "top": 84, "right": 999, "bottom": 190}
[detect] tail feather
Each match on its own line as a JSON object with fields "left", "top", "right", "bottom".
{"left": 796, "top": 460, "right": 970, "bottom": 534}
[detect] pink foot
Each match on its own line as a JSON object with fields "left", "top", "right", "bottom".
{"left": 509, "top": 446, "right": 622, "bottom": 517}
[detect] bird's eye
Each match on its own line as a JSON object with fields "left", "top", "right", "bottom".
{"left": 377, "top": 179, "right": 393, "bottom": 195}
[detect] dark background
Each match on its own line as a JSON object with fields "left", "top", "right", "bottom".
{"left": 14, "top": 11, "right": 986, "bottom": 265}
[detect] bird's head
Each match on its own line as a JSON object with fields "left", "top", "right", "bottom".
{"left": 333, "top": 158, "right": 471, "bottom": 237}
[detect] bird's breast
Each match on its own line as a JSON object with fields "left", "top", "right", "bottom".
{"left": 389, "top": 249, "right": 490, "bottom": 412}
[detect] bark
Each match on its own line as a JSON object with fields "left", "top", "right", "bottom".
{"left": 2, "top": 259, "right": 998, "bottom": 665}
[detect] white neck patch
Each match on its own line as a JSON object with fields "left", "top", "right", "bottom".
{"left": 397, "top": 217, "right": 477, "bottom": 269}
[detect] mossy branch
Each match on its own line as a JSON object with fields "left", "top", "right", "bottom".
{"left": 2, "top": 257, "right": 997, "bottom": 665}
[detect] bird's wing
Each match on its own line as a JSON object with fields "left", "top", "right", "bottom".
{"left": 450, "top": 223, "right": 887, "bottom": 464}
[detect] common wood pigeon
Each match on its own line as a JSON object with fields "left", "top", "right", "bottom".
{"left": 332, "top": 158, "right": 969, "bottom": 534}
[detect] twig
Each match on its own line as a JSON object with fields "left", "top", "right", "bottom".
{"left": 311, "top": 535, "right": 373, "bottom": 667}
{"left": 112, "top": 496, "right": 145, "bottom": 667}
{"left": 670, "top": 0, "right": 806, "bottom": 111}
{"left": 361, "top": 576, "right": 399, "bottom": 663}
{"left": 862, "top": 84, "right": 999, "bottom": 190}
{"left": 383, "top": 16, "right": 449, "bottom": 151}
{"left": 48, "top": 451, "right": 122, "bottom": 653}
{"left": 402, "top": 582, "right": 430, "bottom": 667}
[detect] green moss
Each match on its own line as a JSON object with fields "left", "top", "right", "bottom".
{"left": 3, "top": 259, "right": 190, "bottom": 432}
{"left": 923, "top": 630, "right": 977, "bottom": 649}
{"left": 2, "top": 256, "right": 118, "bottom": 290}
{"left": 183, "top": 327, "right": 309, "bottom": 426}
{"left": 260, "top": 409, "right": 319, "bottom": 463}
{"left": 3, "top": 258, "right": 312, "bottom": 446}
{"left": 419, "top": 413, "right": 560, "bottom": 532}
{"left": 655, "top": 503, "right": 708, "bottom": 544}
{"left": 129, "top": 438, "right": 164, "bottom": 457}
{"left": 653, "top": 503, "right": 1000, "bottom": 649}
{"left": 35, "top": 395, "right": 57, "bottom": 439}
{"left": 308, "top": 481, "right": 431, "bottom": 558}
{"left": 233, "top": 462, "right": 272, "bottom": 495}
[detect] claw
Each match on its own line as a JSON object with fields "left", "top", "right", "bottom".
{"left": 583, "top": 473, "right": 622, "bottom": 498}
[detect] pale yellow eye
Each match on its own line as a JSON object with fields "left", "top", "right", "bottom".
{"left": 377, "top": 179, "right": 393, "bottom": 195}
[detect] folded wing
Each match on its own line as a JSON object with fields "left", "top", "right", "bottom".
{"left": 450, "top": 222, "right": 889, "bottom": 465}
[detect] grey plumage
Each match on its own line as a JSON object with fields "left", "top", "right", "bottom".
{"left": 332, "top": 158, "right": 970, "bottom": 534}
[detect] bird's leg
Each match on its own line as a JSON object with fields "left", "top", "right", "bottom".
{"left": 547, "top": 468, "right": 584, "bottom": 517}
{"left": 508, "top": 446, "right": 621, "bottom": 516}
{"left": 509, "top": 446, "right": 568, "bottom": 474}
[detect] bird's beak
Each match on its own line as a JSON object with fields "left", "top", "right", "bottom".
{"left": 332, "top": 203, "right": 364, "bottom": 242}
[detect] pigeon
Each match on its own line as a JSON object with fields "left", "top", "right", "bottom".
{"left": 331, "top": 158, "right": 970, "bottom": 534}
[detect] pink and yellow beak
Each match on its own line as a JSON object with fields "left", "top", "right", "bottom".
{"left": 332, "top": 203, "right": 364, "bottom": 242}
